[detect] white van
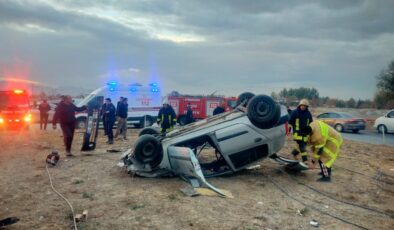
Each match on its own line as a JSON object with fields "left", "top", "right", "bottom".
{"left": 76, "top": 82, "right": 162, "bottom": 129}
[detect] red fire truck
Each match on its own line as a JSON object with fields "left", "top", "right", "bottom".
{"left": 0, "top": 89, "right": 32, "bottom": 129}
{"left": 167, "top": 94, "right": 237, "bottom": 125}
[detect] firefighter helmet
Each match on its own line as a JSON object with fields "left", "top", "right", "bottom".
{"left": 298, "top": 99, "right": 310, "bottom": 107}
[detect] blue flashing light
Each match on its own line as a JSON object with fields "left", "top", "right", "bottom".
{"left": 149, "top": 82, "right": 159, "bottom": 87}
{"left": 130, "top": 87, "right": 137, "bottom": 92}
{"left": 151, "top": 87, "right": 159, "bottom": 93}
{"left": 107, "top": 81, "right": 118, "bottom": 86}
{"left": 109, "top": 87, "right": 115, "bottom": 92}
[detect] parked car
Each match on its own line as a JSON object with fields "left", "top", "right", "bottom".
{"left": 316, "top": 112, "right": 366, "bottom": 133}
{"left": 374, "top": 109, "right": 394, "bottom": 134}
{"left": 120, "top": 93, "right": 307, "bottom": 195}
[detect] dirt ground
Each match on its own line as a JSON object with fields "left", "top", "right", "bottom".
{"left": 1, "top": 125, "right": 394, "bottom": 230}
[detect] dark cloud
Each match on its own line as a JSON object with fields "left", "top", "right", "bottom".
{"left": 0, "top": 0, "right": 393, "bottom": 99}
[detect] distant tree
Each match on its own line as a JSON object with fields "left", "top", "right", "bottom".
{"left": 336, "top": 99, "right": 346, "bottom": 108}
{"left": 374, "top": 59, "right": 394, "bottom": 108}
{"left": 346, "top": 98, "right": 356, "bottom": 108}
{"left": 270, "top": 92, "right": 279, "bottom": 100}
{"left": 376, "top": 59, "right": 394, "bottom": 96}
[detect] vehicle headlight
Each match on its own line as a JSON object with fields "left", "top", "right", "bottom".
{"left": 0, "top": 117, "right": 4, "bottom": 123}
{"left": 24, "top": 114, "right": 32, "bottom": 122}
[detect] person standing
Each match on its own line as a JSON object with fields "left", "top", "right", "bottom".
{"left": 115, "top": 97, "right": 128, "bottom": 140}
{"left": 289, "top": 99, "right": 313, "bottom": 164}
{"left": 301, "top": 120, "right": 343, "bottom": 182}
{"left": 157, "top": 100, "right": 177, "bottom": 134}
{"left": 185, "top": 103, "right": 194, "bottom": 124}
{"left": 38, "top": 99, "right": 51, "bottom": 130}
{"left": 102, "top": 98, "right": 116, "bottom": 144}
{"left": 52, "top": 95, "right": 87, "bottom": 156}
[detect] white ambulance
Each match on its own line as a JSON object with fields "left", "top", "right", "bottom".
{"left": 75, "top": 82, "right": 162, "bottom": 128}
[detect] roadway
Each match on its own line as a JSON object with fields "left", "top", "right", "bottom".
{"left": 341, "top": 130, "right": 394, "bottom": 147}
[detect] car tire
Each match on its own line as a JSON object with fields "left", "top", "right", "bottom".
{"left": 246, "top": 95, "right": 280, "bottom": 129}
{"left": 76, "top": 118, "right": 87, "bottom": 129}
{"left": 377, "top": 125, "right": 387, "bottom": 134}
{"left": 335, "top": 124, "right": 344, "bottom": 132}
{"left": 352, "top": 129, "right": 359, "bottom": 133}
{"left": 236, "top": 92, "right": 255, "bottom": 107}
{"left": 139, "top": 127, "right": 160, "bottom": 136}
{"left": 134, "top": 134, "right": 163, "bottom": 169}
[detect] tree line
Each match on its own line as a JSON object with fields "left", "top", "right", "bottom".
{"left": 271, "top": 59, "right": 394, "bottom": 109}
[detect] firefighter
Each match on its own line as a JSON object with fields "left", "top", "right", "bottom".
{"left": 185, "top": 103, "right": 194, "bottom": 124}
{"left": 101, "top": 98, "right": 116, "bottom": 144}
{"left": 289, "top": 99, "right": 313, "bottom": 164}
{"left": 52, "top": 95, "right": 87, "bottom": 156}
{"left": 301, "top": 120, "right": 343, "bottom": 182}
{"left": 157, "top": 100, "right": 177, "bottom": 134}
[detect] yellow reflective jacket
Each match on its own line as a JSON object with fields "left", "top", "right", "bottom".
{"left": 308, "top": 120, "right": 343, "bottom": 168}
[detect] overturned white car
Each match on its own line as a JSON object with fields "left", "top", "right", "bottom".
{"left": 120, "top": 93, "right": 307, "bottom": 196}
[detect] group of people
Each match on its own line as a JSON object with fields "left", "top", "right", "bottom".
{"left": 101, "top": 97, "right": 129, "bottom": 144}
{"left": 288, "top": 99, "right": 343, "bottom": 182}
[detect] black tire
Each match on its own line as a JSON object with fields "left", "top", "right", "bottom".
{"left": 139, "top": 127, "right": 160, "bottom": 136}
{"left": 334, "top": 124, "right": 344, "bottom": 132}
{"left": 377, "top": 125, "right": 387, "bottom": 134}
{"left": 236, "top": 92, "right": 255, "bottom": 107}
{"left": 76, "top": 117, "right": 87, "bottom": 129}
{"left": 352, "top": 129, "right": 359, "bottom": 133}
{"left": 134, "top": 134, "right": 163, "bottom": 169}
{"left": 246, "top": 95, "right": 280, "bottom": 129}
{"left": 178, "top": 116, "right": 187, "bottom": 126}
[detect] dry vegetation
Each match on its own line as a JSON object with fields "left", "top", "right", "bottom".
{"left": 1, "top": 125, "right": 393, "bottom": 230}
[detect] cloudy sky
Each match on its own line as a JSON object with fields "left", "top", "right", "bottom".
{"left": 0, "top": 0, "right": 393, "bottom": 99}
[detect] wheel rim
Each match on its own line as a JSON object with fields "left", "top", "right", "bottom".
{"left": 142, "top": 142, "right": 155, "bottom": 157}
{"left": 335, "top": 125, "right": 342, "bottom": 132}
{"left": 379, "top": 125, "right": 386, "bottom": 132}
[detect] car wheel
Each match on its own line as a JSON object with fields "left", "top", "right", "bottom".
{"left": 140, "top": 116, "right": 153, "bottom": 128}
{"left": 134, "top": 134, "right": 163, "bottom": 169}
{"left": 76, "top": 118, "right": 87, "bottom": 129}
{"left": 335, "top": 124, "right": 344, "bottom": 132}
{"left": 246, "top": 95, "right": 280, "bottom": 129}
{"left": 352, "top": 129, "right": 359, "bottom": 133}
{"left": 377, "top": 125, "right": 387, "bottom": 134}
{"left": 139, "top": 127, "right": 160, "bottom": 136}
{"left": 236, "top": 92, "right": 255, "bottom": 107}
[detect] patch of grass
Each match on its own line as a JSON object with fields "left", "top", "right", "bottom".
{"left": 130, "top": 204, "right": 145, "bottom": 211}
{"left": 82, "top": 192, "right": 93, "bottom": 199}
{"left": 73, "top": 179, "right": 84, "bottom": 185}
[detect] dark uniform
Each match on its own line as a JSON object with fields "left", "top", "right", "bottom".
{"left": 289, "top": 99, "right": 313, "bottom": 162}
{"left": 213, "top": 105, "right": 225, "bottom": 115}
{"left": 101, "top": 99, "right": 116, "bottom": 144}
{"left": 52, "top": 98, "right": 87, "bottom": 155}
{"left": 38, "top": 100, "right": 51, "bottom": 130}
{"left": 157, "top": 104, "right": 177, "bottom": 134}
{"left": 185, "top": 105, "right": 194, "bottom": 124}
